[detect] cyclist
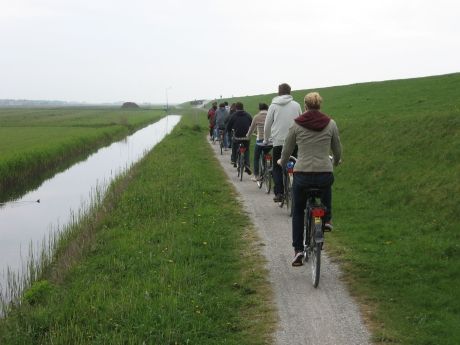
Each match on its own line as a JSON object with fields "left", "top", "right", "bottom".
{"left": 214, "top": 103, "right": 229, "bottom": 148}
{"left": 225, "top": 103, "right": 237, "bottom": 149}
{"left": 278, "top": 92, "right": 342, "bottom": 266}
{"left": 227, "top": 102, "right": 253, "bottom": 175}
{"left": 264, "top": 83, "right": 302, "bottom": 202}
{"left": 246, "top": 103, "right": 270, "bottom": 181}
{"left": 207, "top": 102, "right": 218, "bottom": 140}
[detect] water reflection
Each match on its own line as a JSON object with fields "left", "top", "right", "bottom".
{"left": 0, "top": 115, "right": 181, "bottom": 291}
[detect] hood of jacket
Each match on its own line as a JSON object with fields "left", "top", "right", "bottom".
{"left": 271, "top": 95, "right": 294, "bottom": 105}
{"left": 295, "top": 110, "right": 331, "bottom": 131}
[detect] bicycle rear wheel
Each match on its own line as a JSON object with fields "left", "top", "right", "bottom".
{"left": 285, "top": 173, "right": 292, "bottom": 215}
{"left": 257, "top": 156, "right": 264, "bottom": 189}
{"left": 238, "top": 153, "right": 244, "bottom": 181}
{"left": 279, "top": 172, "right": 288, "bottom": 208}
{"left": 309, "top": 218, "right": 321, "bottom": 287}
{"left": 220, "top": 138, "right": 223, "bottom": 155}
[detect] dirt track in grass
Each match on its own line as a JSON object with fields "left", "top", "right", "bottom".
{"left": 209, "top": 140, "right": 371, "bottom": 345}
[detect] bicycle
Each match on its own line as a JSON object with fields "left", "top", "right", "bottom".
{"left": 255, "top": 142, "right": 273, "bottom": 193}
{"left": 232, "top": 132, "right": 250, "bottom": 181}
{"left": 218, "top": 129, "right": 225, "bottom": 155}
{"left": 303, "top": 188, "right": 327, "bottom": 288}
{"left": 279, "top": 157, "right": 296, "bottom": 217}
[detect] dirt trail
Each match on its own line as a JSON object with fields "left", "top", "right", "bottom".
{"left": 209, "top": 141, "right": 371, "bottom": 345}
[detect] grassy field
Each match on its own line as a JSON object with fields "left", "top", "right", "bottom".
{"left": 223, "top": 73, "right": 460, "bottom": 344}
{"left": 0, "top": 114, "right": 275, "bottom": 344}
{"left": 1, "top": 73, "right": 458, "bottom": 344}
{"left": 0, "top": 107, "right": 164, "bottom": 201}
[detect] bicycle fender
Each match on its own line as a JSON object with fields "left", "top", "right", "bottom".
{"left": 314, "top": 220, "right": 324, "bottom": 243}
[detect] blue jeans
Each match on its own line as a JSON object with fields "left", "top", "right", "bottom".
{"left": 292, "top": 173, "right": 334, "bottom": 251}
{"left": 253, "top": 140, "right": 272, "bottom": 176}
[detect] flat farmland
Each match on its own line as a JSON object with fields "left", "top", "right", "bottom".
{"left": 0, "top": 107, "right": 164, "bottom": 201}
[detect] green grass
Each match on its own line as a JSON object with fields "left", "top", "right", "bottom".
{"left": 0, "top": 113, "right": 275, "bottom": 344}
{"left": 0, "top": 107, "right": 164, "bottom": 201}
{"left": 224, "top": 73, "right": 460, "bottom": 344}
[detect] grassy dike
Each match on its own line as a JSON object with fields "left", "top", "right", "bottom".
{"left": 225, "top": 73, "right": 460, "bottom": 345}
{"left": 0, "top": 113, "right": 275, "bottom": 344}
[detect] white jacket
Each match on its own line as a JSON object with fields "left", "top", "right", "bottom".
{"left": 263, "top": 95, "right": 302, "bottom": 146}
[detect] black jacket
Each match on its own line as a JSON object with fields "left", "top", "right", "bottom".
{"left": 227, "top": 110, "right": 252, "bottom": 138}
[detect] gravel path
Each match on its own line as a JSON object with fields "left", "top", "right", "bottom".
{"left": 209, "top": 141, "right": 371, "bottom": 345}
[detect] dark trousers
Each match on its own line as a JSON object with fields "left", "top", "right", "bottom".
{"left": 292, "top": 173, "right": 334, "bottom": 251}
{"left": 231, "top": 140, "right": 250, "bottom": 167}
{"left": 272, "top": 146, "right": 283, "bottom": 195}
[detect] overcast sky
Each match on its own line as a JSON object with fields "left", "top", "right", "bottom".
{"left": 1, "top": 0, "right": 459, "bottom": 104}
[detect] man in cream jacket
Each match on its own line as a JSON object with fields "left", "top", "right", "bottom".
{"left": 264, "top": 83, "right": 302, "bottom": 202}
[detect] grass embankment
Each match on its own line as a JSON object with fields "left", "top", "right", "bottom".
{"left": 224, "top": 73, "right": 460, "bottom": 345}
{"left": 0, "top": 107, "right": 164, "bottom": 201}
{"left": 0, "top": 114, "right": 275, "bottom": 344}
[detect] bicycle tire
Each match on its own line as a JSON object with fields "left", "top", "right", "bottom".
{"left": 220, "top": 138, "right": 223, "bottom": 155}
{"left": 309, "top": 217, "right": 321, "bottom": 288}
{"left": 237, "top": 152, "right": 241, "bottom": 178}
{"left": 311, "top": 241, "right": 321, "bottom": 288}
{"left": 257, "top": 156, "right": 264, "bottom": 189}
{"left": 264, "top": 162, "right": 272, "bottom": 194}
{"left": 238, "top": 153, "right": 244, "bottom": 181}
{"left": 285, "top": 173, "right": 291, "bottom": 214}
{"left": 279, "top": 172, "right": 288, "bottom": 207}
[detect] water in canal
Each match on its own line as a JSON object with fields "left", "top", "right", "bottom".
{"left": 0, "top": 115, "right": 181, "bottom": 302}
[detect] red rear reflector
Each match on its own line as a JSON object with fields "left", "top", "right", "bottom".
{"left": 264, "top": 154, "right": 272, "bottom": 160}
{"left": 312, "top": 208, "right": 325, "bottom": 217}
{"left": 287, "top": 168, "right": 294, "bottom": 173}
{"left": 240, "top": 147, "right": 247, "bottom": 153}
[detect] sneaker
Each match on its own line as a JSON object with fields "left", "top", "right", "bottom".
{"left": 292, "top": 251, "right": 304, "bottom": 267}
{"left": 273, "top": 194, "right": 284, "bottom": 202}
{"left": 324, "top": 222, "right": 333, "bottom": 232}
{"left": 244, "top": 166, "right": 252, "bottom": 175}
{"left": 251, "top": 175, "right": 259, "bottom": 182}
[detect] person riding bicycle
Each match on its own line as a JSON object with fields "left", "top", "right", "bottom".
{"left": 227, "top": 102, "right": 253, "bottom": 175}
{"left": 246, "top": 103, "right": 270, "bottom": 181}
{"left": 214, "top": 103, "right": 229, "bottom": 148}
{"left": 264, "top": 83, "right": 302, "bottom": 202}
{"left": 279, "top": 92, "right": 342, "bottom": 266}
{"left": 207, "top": 102, "right": 218, "bottom": 140}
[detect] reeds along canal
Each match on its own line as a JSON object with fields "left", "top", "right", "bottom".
{"left": 0, "top": 115, "right": 181, "bottom": 309}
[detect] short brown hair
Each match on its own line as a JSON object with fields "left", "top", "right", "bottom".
{"left": 278, "top": 83, "right": 291, "bottom": 95}
{"left": 304, "top": 92, "right": 322, "bottom": 110}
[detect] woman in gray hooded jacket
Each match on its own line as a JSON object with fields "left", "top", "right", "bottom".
{"left": 279, "top": 92, "right": 342, "bottom": 266}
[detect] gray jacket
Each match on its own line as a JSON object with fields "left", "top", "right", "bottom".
{"left": 280, "top": 120, "right": 342, "bottom": 172}
{"left": 214, "top": 108, "right": 229, "bottom": 129}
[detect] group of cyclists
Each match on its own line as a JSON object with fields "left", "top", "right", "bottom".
{"left": 208, "top": 83, "right": 342, "bottom": 266}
